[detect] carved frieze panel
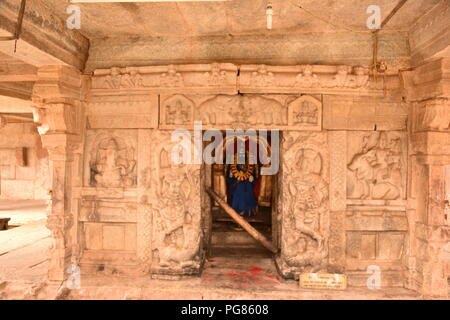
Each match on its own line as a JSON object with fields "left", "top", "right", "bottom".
{"left": 84, "top": 130, "right": 138, "bottom": 190}
{"left": 91, "top": 63, "right": 237, "bottom": 95}
{"left": 86, "top": 95, "right": 159, "bottom": 129}
{"left": 277, "top": 131, "right": 329, "bottom": 278}
{"left": 347, "top": 131, "right": 407, "bottom": 203}
{"left": 159, "top": 94, "right": 322, "bottom": 131}
{"left": 323, "top": 96, "right": 408, "bottom": 131}
{"left": 239, "top": 64, "right": 392, "bottom": 95}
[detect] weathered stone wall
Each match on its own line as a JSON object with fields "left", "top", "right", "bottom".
{"left": 0, "top": 122, "right": 50, "bottom": 199}
{"left": 31, "top": 61, "right": 448, "bottom": 297}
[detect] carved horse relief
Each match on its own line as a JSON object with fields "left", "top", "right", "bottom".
{"left": 347, "top": 132, "right": 404, "bottom": 200}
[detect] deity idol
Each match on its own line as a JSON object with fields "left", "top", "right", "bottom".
{"left": 225, "top": 150, "right": 259, "bottom": 217}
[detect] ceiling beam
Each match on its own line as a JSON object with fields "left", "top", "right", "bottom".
{"left": 409, "top": 0, "right": 450, "bottom": 66}
{"left": 0, "top": 0, "right": 89, "bottom": 70}
{"left": 0, "top": 62, "right": 38, "bottom": 82}
{"left": 0, "top": 82, "right": 33, "bottom": 100}
{"left": 86, "top": 32, "right": 410, "bottom": 73}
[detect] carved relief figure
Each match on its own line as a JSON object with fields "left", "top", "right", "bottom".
{"left": 312, "top": 65, "right": 370, "bottom": 89}
{"left": 288, "top": 96, "right": 321, "bottom": 128}
{"left": 293, "top": 101, "right": 318, "bottom": 125}
{"left": 162, "top": 95, "right": 193, "bottom": 125}
{"left": 121, "top": 68, "right": 144, "bottom": 88}
{"left": 251, "top": 65, "right": 275, "bottom": 87}
{"left": 196, "top": 95, "right": 287, "bottom": 127}
{"left": 152, "top": 165, "right": 201, "bottom": 270}
{"left": 103, "top": 67, "right": 144, "bottom": 89}
{"left": 347, "top": 132, "right": 403, "bottom": 200}
{"left": 205, "top": 63, "right": 227, "bottom": 86}
{"left": 243, "top": 95, "right": 286, "bottom": 126}
{"left": 90, "top": 137, "right": 136, "bottom": 188}
{"left": 295, "top": 65, "right": 319, "bottom": 87}
{"left": 283, "top": 148, "right": 329, "bottom": 271}
{"left": 159, "top": 65, "right": 184, "bottom": 87}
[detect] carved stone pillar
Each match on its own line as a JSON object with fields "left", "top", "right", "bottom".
{"left": 32, "top": 66, "right": 87, "bottom": 281}
{"left": 402, "top": 58, "right": 450, "bottom": 297}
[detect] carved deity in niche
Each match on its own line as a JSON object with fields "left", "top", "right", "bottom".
{"left": 163, "top": 95, "right": 193, "bottom": 126}
{"left": 347, "top": 132, "right": 403, "bottom": 200}
{"left": 293, "top": 101, "right": 318, "bottom": 125}
{"left": 90, "top": 137, "right": 136, "bottom": 188}
{"left": 283, "top": 148, "right": 328, "bottom": 271}
{"left": 152, "top": 164, "right": 201, "bottom": 270}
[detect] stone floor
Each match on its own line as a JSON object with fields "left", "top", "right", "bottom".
{"left": 0, "top": 200, "right": 442, "bottom": 300}
{"left": 0, "top": 200, "right": 47, "bottom": 225}
{"left": 0, "top": 200, "right": 49, "bottom": 283}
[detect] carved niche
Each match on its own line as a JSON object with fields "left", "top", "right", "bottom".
{"left": 159, "top": 95, "right": 194, "bottom": 128}
{"left": 277, "top": 132, "right": 329, "bottom": 278}
{"left": 85, "top": 130, "right": 137, "bottom": 189}
{"left": 288, "top": 95, "right": 322, "bottom": 130}
{"left": 347, "top": 131, "right": 406, "bottom": 201}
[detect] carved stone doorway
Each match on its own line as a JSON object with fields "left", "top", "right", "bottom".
{"left": 206, "top": 131, "right": 279, "bottom": 260}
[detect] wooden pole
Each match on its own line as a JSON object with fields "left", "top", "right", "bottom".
{"left": 206, "top": 187, "right": 278, "bottom": 254}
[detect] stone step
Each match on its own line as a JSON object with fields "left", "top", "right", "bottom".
{"left": 209, "top": 246, "right": 272, "bottom": 259}
{"left": 211, "top": 230, "right": 269, "bottom": 248}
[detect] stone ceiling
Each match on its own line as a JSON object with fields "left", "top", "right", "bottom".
{"left": 45, "top": 0, "right": 440, "bottom": 39}
{"left": 0, "top": 0, "right": 448, "bottom": 82}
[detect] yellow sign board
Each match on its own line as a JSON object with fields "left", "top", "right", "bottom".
{"left": 299, "top": 273, "right": 347, "bottom": 290}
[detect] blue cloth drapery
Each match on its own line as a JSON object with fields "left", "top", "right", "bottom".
{"left": 226, "top": 174, "right": 257, "bottom": 213}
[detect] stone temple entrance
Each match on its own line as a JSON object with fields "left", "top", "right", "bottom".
{"left": 207, "top": 132, "right": 279, "bottom": 263}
